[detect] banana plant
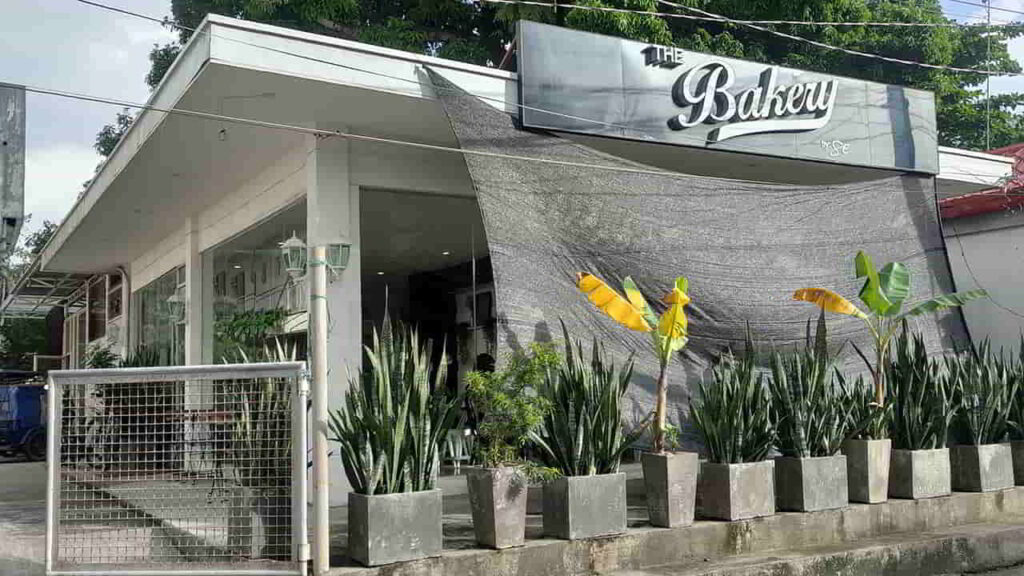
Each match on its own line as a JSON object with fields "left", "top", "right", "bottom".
{"left": 794, "top": 251, "right": 986, "bottom": 410}
{"left": 576, "top": 273, "right": 689, "bottom": 453}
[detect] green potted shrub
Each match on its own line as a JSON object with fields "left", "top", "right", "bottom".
{"left": 464, "top": 344, "right": 557, "bottom": 549}
{"left": 843, "top": 378, "right": 891, "bottom": 503}
{"left": 576, "top": 273, "right": 699, "bottom": 528}
{"left": 530, "top": 326, "right": 645, "bottom": 540}
{"left": 887, "top": 325, "right": 953, "bottom": 499}
{"left": 691, "top": 336, "right": 775, "bottom": 521}
{"left": 1008, "top": 343, "right": 1024, "bottom": 485}
{"left": 769, "top": 312, "right": 853, "bottom": 512}
{"left": 946, "top": 343, "right": 1017, "bottom": 493}
{"left": 794, "top": 250, "right": 985, "bottom": 504}
{"left": 328, "top": 317, "right": 460, "bottom": 566}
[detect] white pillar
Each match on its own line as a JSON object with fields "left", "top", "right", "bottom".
{"left": 306, "top": 133, "right": 362, "bottom": 574}
{"left": 184, "top": 217, "right": 203, "bottom": 366}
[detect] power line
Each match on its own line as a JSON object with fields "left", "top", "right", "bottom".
{"left": 658, "top": 0, "right": 1021, "bottom": 77}
{"left": 949, "top": 0, "right": 1024, "bottom": 18}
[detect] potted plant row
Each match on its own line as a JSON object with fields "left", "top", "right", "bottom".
{"left": 328, "top": 315, "right": 460, "bottom": 567}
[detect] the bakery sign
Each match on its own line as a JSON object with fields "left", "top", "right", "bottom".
{"left": 519, "top": 21, "right": 938, "bottom": 174}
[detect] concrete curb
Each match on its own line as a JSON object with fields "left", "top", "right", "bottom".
{"left": 328, "top": 488, "right": 1024, "bottom": 576}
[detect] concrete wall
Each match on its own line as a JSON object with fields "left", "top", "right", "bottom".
{"left": 944, "top": 209, "right": 1024, "bottom": 355}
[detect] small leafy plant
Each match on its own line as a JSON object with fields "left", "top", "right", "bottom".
{"left": 691, "top": 334, "right": 774, "bottom": 464}
{"left": 329, "top": 314, "right": 461, "bottom": 495}
{"left": 530, "top": 323, "right": 646, "bottom": 476}
{"left": 768, "top": 312, "right": 853, "bottom": 458}
{"left": 947, "top": 341, "right": 1019, "bottom": 446}
{"left": 465, "top": 343, "right": 558, "bottom": 481}
{"left": 887, "top": 324, "right": 953, "bottom": 451}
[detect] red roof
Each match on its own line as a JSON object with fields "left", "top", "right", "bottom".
{"left": 939, "top": 145, "right": 1024, "bottom": 220}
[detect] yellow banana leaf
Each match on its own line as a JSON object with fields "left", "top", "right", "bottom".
{"left": 577, "top": 273, "right": 652, "bottom": 332}
{"left": 658, "top": 281, "right": 689, "bottom": 347}
{"left": 793, "top": 288, "right": 867, "bottom": 319}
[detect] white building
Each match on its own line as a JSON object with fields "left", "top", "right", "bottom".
{"left": 2, "top": 17, "right": 1013, "bottom": 503}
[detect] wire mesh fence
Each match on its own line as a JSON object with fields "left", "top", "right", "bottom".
{"left": 46, "top": 363, "right": 307, "bottom": 575}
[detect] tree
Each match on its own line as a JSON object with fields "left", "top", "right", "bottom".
{"left": 0, "top": 217, "right": 59, "bottom": 370}
{"left": 94, "top": 108, "right": 134, "bottom": 157}
{"left": 96, "top": 0, "right": 1024, "bottom": 153}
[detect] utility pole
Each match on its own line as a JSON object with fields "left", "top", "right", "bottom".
{"left": 0, "top": 85, "right": 25, "bottom": 261}
{"left": 985, "top": 0, "right": 992, "bottom": 151}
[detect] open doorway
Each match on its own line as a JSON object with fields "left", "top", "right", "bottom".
{"left": 359, "top": 189, "right": 493, "bottom": 395}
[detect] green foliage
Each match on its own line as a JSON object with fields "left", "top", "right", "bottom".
{"left": 844, "top": 374, "right": 890, "bottom": 441}
{"left": 215, "top": 308, "right": 287, "bottom": 358}
{"left": 529, "top": 323, "right": 644, "bottom": 476}
{"left": 119, "top": 345, "right": 164, "bottom": 368}
{"left": 328, "top": 313, "right": 460, "bottom": 495}
{"left": 768, "top": 312, "right": 853, "bottom": 458}
{"left": 662, "top": 421, "right": 681, "bottom": 452}
{"left": 691, "top": 333, "right": 773, "bottom": 464}
{"left": 146, "top": 43, "right": 182, "bottom": 90}
{"left": 947, "top": 342, "right": 1019, "bottom": 446}
{"left": 94, "top": 109, "right": 134, "bottom": 157}
{"left": 1009, "top": 340, "right": 1024, "bottom": 442}
{"left": 85, "top": 343, "right": 120, "bottom": 369}
{"left": 887, "top": 324, "right": 953, "bottom": 450}
{"left": 465, "top": 343, "right": 555, "bottom": 472}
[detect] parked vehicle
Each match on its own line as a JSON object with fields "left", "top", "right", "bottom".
{"left": 0, "top": 370, "right": 46, "bottom": 461}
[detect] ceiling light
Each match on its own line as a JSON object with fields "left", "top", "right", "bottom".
{"left": 441, "top": 251, "right": 451, "bottom": 256}
{"left": 376, "top": 271, "right": 384, "bottom": 276}
{"left": 233, "top": 265, "right": 242, "bottom": 269}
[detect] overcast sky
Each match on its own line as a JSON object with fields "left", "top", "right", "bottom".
{"left": 1, "top": 0, "right": 1022, "bottom": 238}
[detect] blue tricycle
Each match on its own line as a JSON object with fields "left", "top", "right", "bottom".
{"left": 0, "top": 371, "right": 46, "bottom": 461}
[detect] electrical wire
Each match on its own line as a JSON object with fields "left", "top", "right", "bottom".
{"left": 658, "top": 0, "right": 1022, "bottom": 77}
{"left": 949, "top": 0, "right": 1024, "bottom": 18}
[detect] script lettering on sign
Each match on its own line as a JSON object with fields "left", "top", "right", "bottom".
{"left": 664, "top": 60, "right": 839, "bottom": 143}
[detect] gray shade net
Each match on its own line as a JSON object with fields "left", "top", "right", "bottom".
{"left": 428, "top": 69, "right": 968, "bottom": 443}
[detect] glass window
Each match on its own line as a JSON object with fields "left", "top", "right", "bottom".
{"left": 133, "top": 267, "right": 185, "bottom": 366}
{"left": 87, "top": 278, "right": 107, "bottom": 342}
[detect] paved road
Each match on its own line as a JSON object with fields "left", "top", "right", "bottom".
{"left": 0, "top": 461, "right": 46, "bottom": 575}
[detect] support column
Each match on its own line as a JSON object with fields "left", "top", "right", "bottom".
{"left": 184, "top": 217, "right": 203, "bottom": 366}
{"left": 307, "top": 133, "right": 362, "bottom": 574}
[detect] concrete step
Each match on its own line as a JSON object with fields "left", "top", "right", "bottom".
{"left": 610, "top": 521, "right": 1024, "bottom": 576}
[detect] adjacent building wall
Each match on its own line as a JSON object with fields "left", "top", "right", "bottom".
{"left": 944, "top": 210, "right": 1024, "bottom": 355}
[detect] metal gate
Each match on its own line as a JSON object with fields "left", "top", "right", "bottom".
{"left": 46, "top": 363, "right": 308, "bottom": 575}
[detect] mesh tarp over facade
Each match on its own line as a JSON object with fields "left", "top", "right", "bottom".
{"left": 429, "top": 70, "right": 968, "bottom": 440}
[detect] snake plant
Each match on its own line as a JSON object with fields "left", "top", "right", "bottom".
{"left": 529, "top": 323, "right": 646, "bottom": 476}
{"left": 328, "top": 313, "right": 461, "bottom": 495}
{"left": 887, "top": 324, "right": 953, "bottom": 451}
{"left": 1008, "top": 340, "right": 1024, "bottom": 442}
{"left": 947, "top": 341, "right": 1018, "bottom": 446}
{"left": 769, "top": 311, "right": 853, "bottom": 458}
{"left": 691, "top": 332, "right": 774, "bottom": 464}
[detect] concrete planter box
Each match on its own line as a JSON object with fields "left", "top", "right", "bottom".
{"left": 774, "top": 455, "right": 849, "bottom": 512}
{"left": 890, "top": 448, "right": 952, "bottom": 499}
{"left": 1012, "top": 441, "right": 1024, "bottom": 486}
{"left": 466, "top": 467, "right": 528, "bottom": 549}
{"left": 698, "top": 460, "right": 775, "bottom": 521}
{"left": 542, "top": 473, "right": 626, "bottom": 540}
{"left": 348, "top": 489, "right": 442, "bottom": 566}
{"left": 951, "top": 443, "right": 1014, "bottom": 493}
{"left": 641, "top": 452, "right": 698, "bottom": 528}
{"left": 843, "top": 438, "right": 891, "bottom": 504}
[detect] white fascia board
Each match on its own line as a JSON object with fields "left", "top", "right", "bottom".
{"left": 205, "top": 16, "right": 516, "bottom": 113}
{"left": 39, "top": 26, "right": 213, "bottom": 272}
{"left": 937, "top": 146, "right": 1013, "bottom": 190}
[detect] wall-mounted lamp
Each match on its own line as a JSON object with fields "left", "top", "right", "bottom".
{"left": 280, "top": 232, "right": 307, "bottom": 280}
{"left": 326, "top": 243, "right": 351, "bottom": 273}
{"left": 165, "top": 286, "right": 187, "bottom": 324}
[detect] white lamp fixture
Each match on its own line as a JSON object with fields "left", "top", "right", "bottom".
{"left": 165, "top": 287, "right": 187, "bottom": 324}
{"left": 325, "top": 243, "right": 351, "bottom": 273}
{"left": 280, "top": 232, "right": 307, "bottom": 279}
